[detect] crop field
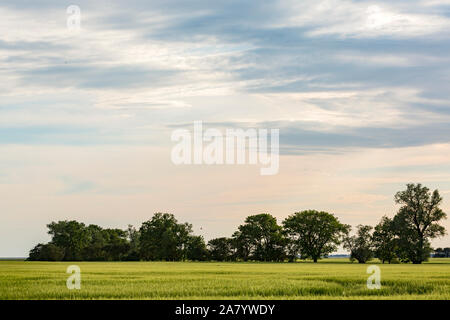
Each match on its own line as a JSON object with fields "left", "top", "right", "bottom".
{"left": 0, "top": 259, "right": 449, "bottom": 300}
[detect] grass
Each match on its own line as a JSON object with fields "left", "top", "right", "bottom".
{"left": 0, "top": 259, "right": 449, "bottom": 299}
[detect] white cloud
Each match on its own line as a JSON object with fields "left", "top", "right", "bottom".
{"left": 279, "top": 0, "right": 450, "bottom": 38}
{"left": 1, "top": 1, "right": 450, "bottom": 256}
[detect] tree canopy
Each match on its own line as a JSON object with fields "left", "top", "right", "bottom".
{"left": 343, "top": 225, "right": 374, "bottom": 264}
{"left": 372, "top": 216, "right": 397, "bottom": 264}
{"left": 393, "top": 183, "right": 447, "bottom": 263}
{"left": 233, "top": 214, "right": 286, "bottom": 262}
{"left": 139, "top": 213, "right": 193, "bottom": 261}
{"left": 282, "top": 210, "right": 349, "bottom": 262}
{"left": 28, "top": 183, "right": 447, "bottom": 263}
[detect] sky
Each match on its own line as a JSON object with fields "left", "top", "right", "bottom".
{"left": 1, "top": 0, "right": 450, "bottom": 256}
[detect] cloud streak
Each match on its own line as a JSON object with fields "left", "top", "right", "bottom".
{"left": 1, "top": 0, "right": 450, "bottom": 255}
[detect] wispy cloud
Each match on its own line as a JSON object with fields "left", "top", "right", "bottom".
{"left": 1, "top": 1, "right": 450, "bottom": 255}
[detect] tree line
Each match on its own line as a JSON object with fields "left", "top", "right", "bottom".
{"left": 28, "top": 183, "right": 447, "bottom": 264}
{"left": 433, "top": 248, "right": 450, "bottom": 257}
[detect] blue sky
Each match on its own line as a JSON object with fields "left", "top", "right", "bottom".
{"left": 0, "top": 0, "right": 450, "bottom": 256}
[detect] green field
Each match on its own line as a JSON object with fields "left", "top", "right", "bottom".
{"left": 1, "top": 259, "right": 449, "bottom": 300}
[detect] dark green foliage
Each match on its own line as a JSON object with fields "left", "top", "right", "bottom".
{"left": 27, "top": 184, "right": 447, "bottom": 263}
{"left": 282, "top": 210, "right": 349, "bottom": 263}
{"left": 393, "top": 224, "right": 432, "bottom": 264}
{"left": 434, "top": 247, "right": 450, "bottom": 257}
{"left": 47, "top": 220, "right": 89, "bottom": 261}
{"left": 232, "top": 213, "right": 286, "bottom": 261}
{"left": 101, "top": 228, "right": 130, "bottom": 261}
{"left": 207, "top": 237, "right": 234, "bottom": 261}
{"left": 29, "top": 220, "right": 134, "bottom": 261}
{"left": 27, "top": 243, "right": 65, "bottom": 261}
{"left": 231, "top": 229, "right": 253, "bottom": 261}
{"left": 393, "top": 183, "right": 447, "bottom": 264}
{"left": 373, "top": 216, "right": 397, "bottom": 263}
{"left": 186, "top": 236, "right": 209, "bottom": 261}
{"left": 124, "top": 225, "right": 141, "bottom": 261}
{"left": 344, "top": 225, "right": 374, "bottom": 263}
{"left": 82, "top": 225, "right": 130, "bottom": 261}
{"left": 139, "top": 213, "right": 192, "bottom": 261}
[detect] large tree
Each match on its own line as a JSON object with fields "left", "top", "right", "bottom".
{"left": 186, "top": 235, "right": 209, "bottom": 261}
{"left": 47, "top": 220, "right": 90, "bottom": 261}
{"left": 393, "top": 183, "right": 447, "bottom": 264}
{"left": 207, "top": 237, "right": 234, "bottom": 261}
{"left": 282, "top": 210, "right": 349, "bottom": 263}
{"left": 139, "top": 213, "right": 192, "bottom": 261}
{"left": 372, "top": 216, "right": 397, "bottom": 264}
{"left": 343, "top": 225, "right": 374, "bottom": 263}
{"left": 233, "top": 214, "right": 285, "bottom": 261}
